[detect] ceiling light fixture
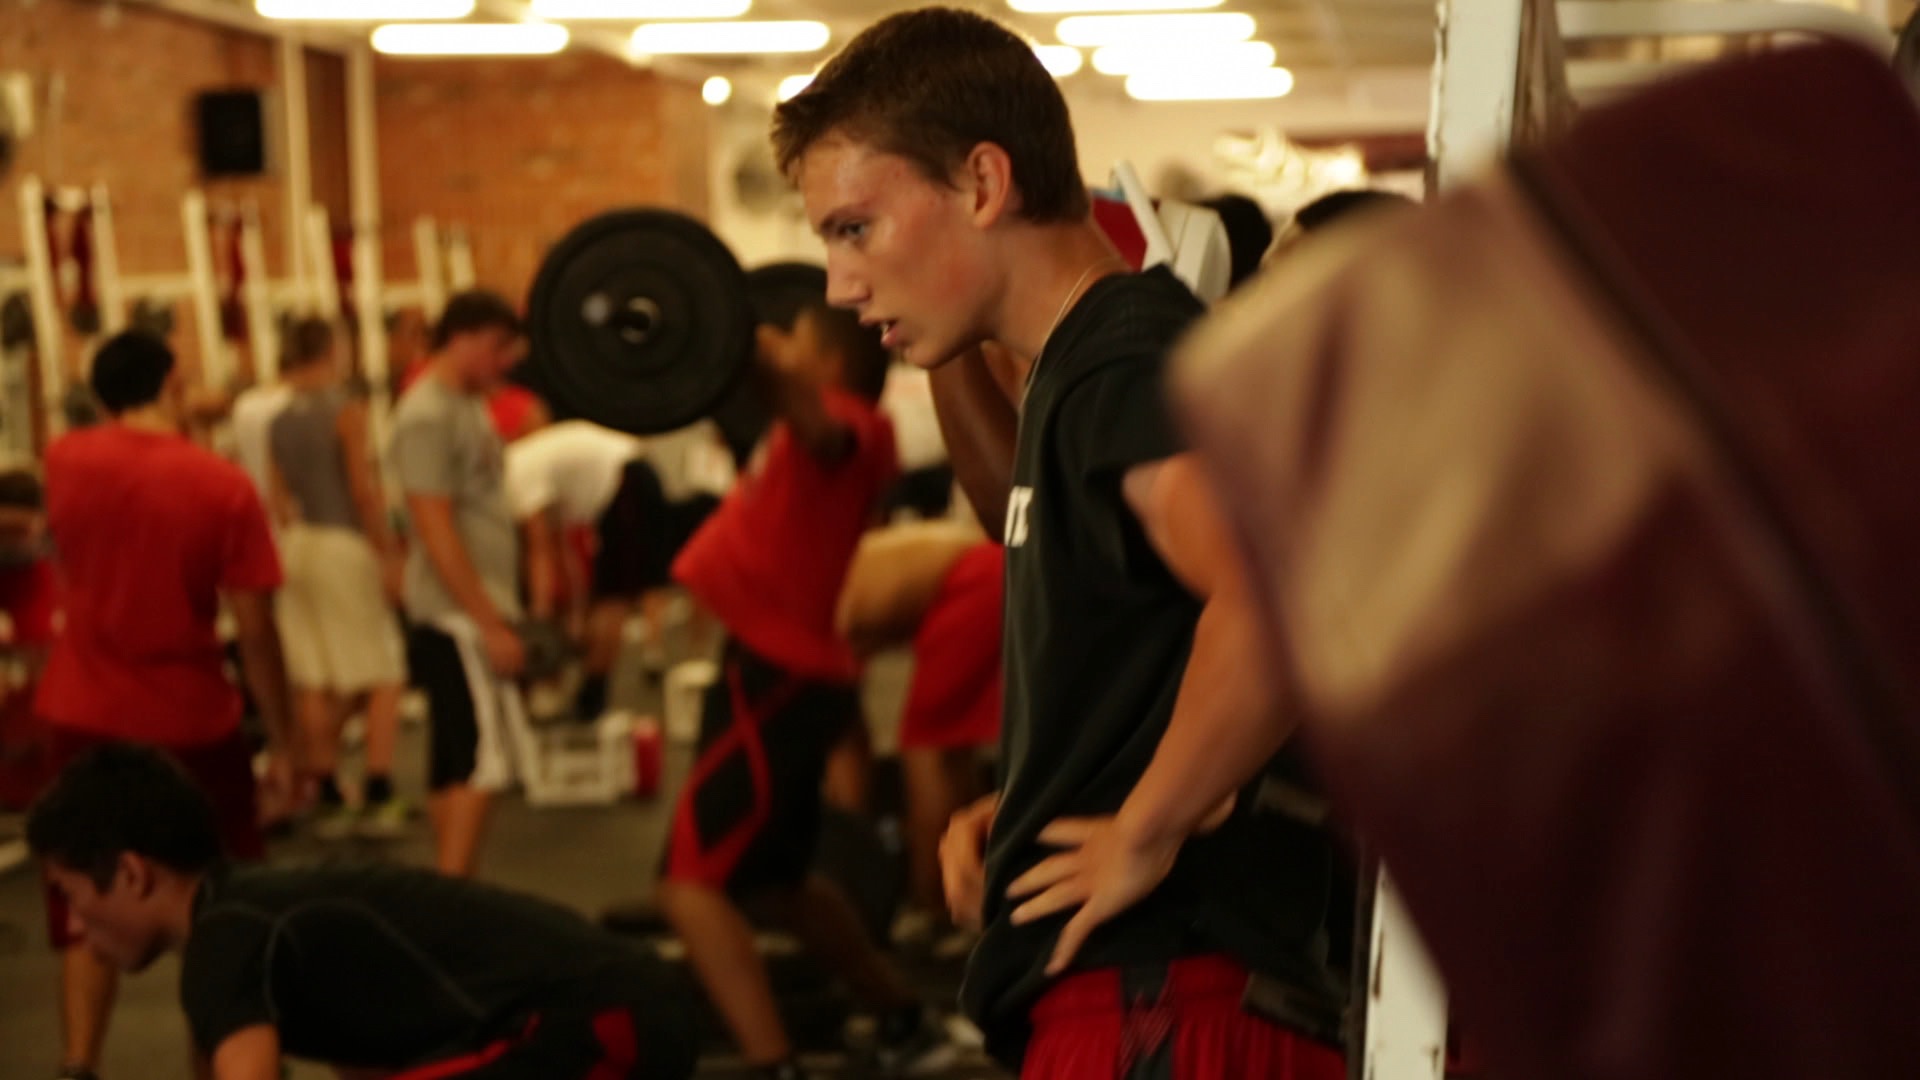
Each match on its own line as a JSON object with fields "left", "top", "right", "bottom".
{"left": 1011, "top": 0, "right": 1219, "bottom": 11}
{"left": 531, "top": 0, "right": 750, "bottom": 18}
{"left": 258, "top": 0, "right": 473, "bottom": 18}
{"left": 1091, "top": 40, "right": 1274, "bottom": 76}
{"left": 630, "top": 20, "right": 830, "bottom": 55}
{"left": 1055, "top": 12, "right": 1256, "bottom": 47}
{"left": 371, "top": 22, "right": 571, "bottom": 56}
{"left": 1033, "top": 44, "right": 1084, "bottom": 77}
{"left": 1124, "top": 65, "right": 1294, "bottom": 101}
{"left": 702, "top": 75, "right": 733, "bottom": 105}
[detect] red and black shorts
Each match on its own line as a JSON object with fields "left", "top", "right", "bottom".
{"left": 43, "top": 728, "right": 264, "bottom": 949}
{"left": 661, "top": 641, "right": 857, "bottom": 896}
{"left": 387, "top": 993, "right": 695, "bottom": 1080}
{"left": 1022, "top": 955, "right": 1347, "bottom": 1080}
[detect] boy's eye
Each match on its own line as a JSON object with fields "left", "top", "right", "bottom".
{"left": 838, "top": 222, "right": 867, "bottom": 242}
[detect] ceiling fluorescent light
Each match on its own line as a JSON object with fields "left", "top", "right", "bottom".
{"left": 631, "top": 20, "right": 829, "bottom": 55}
{"left": 1125, "top": 65, "right": 1294, "bottom": 101}
{"left": 778, "top": 74, "right": 815, "bottom": 101}
{"left": 1033, "top": 44, "right": 1084, "bottom": 77}
{"left": 1056, "top": 13, "right": 1255, "bottom": 47}
{"left": 531, "top": 0, "right": 751, "bottom": 18}
{"left": 1092, "top": 40, "right": 1274, "bottom": 76}
{"left": 1012, "top": 0, "right": 1219, "bottom": 11}
{"left": 258, "top": 0, "right": 474, "bottom": 18}
{"left": 371, "top": 22, "right": 570, "bottom": 56}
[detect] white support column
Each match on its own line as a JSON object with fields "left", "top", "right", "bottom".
{"left": 304, "top": 206, "right": 341, "bottom": 320}
{"left": 445, "top": 225, "right": 476, "bottom": 291}
{"left": 1365, "top": 874, "right": 1450, "bottom": 1080}
{"left": 1427, "top": 0, "right": 1528, "bottom": 192}
{"left": 413, "top": 216, "right": 448, "bottom": 321}
{"left": 90, "top": 185, "right": 126, "bottom": 336}
{"left": 279, "top": 32, "right": 314, "bottom": 314}
{"left": 347, "top": 43, "right": 388, "bottom": 396}
{"left": 181, "top": 190, "right": 229, "bottom": 388}
{"left": 241, "top": 202, "right": 278, "bottom": 382}
{"left": 19, "top": 177, "right": 66, "bottom": 426}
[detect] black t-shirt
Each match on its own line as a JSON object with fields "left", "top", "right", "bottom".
{"left": 180, "top": 862, "right": 672, "bottom": 1069}
{"left": 961, "top": 267, "right": 1339, "bottom": 1064}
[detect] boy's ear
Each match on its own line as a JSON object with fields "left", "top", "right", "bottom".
{"left": 959, "top": 142, "right": 1017, "bottom": 228}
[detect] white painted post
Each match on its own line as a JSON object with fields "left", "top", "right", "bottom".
{"left": 445, "top": 225, "right": 476, "bottom": 292}
{"left": 305, "top": 205, "right": 341, "bottom": 320}
{"left": 279, "top": 32, "right": 314, "bottom": 316}
{"left": 413, "top": 216, "right": 447, "bottom": 321}
{"left": 18, "top": 177, "right": 66, "bottom": 429}
{"left": 1426, "top": 0, "right": 1529, "bottom": 192}
{"left": 347, "top": 44, "right": 388, "bottom": 396}
{"left": 181, "top": 190, "right": 229, "bottom": 388}
{"left": 1365, "top": 875, "right": 1451, "bottom": 1080}
{"left": 240, "top": 202, "right": 278, "bottom": 382}
{"left": 90, "top": 185, "right": 126, "bottom": 336}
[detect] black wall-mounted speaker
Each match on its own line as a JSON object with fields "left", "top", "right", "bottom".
{"left": 195, "top": 90, "right": 266, "bottom": 177}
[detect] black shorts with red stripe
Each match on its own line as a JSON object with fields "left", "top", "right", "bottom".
{"left": 388, "top": 992, "right": 691, "bottom": 1080}
{"left": 661, "top": 641, "right": 858, "bottom": 896}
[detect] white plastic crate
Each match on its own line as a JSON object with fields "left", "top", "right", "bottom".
{"left": 514, "top": 711, "right": 641, "bottom": 808}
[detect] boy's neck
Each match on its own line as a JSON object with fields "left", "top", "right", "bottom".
{"left": 157, "top": 869, "right": 208, "bottom": 953}
{"left": 115, "top": 404, "right": 179, "bottom": 436}
{"left": 991, "top": 220, "right": 1129, "bottom": 369}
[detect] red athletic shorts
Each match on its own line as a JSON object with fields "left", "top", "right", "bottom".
{"left": 899, "top": 544, "right": 1003, "bottom": 752}
{"left": 42, "top": 728, "right": 264, "bottom": 949}
{"left": 1022, "top": 955, "right": 1347, "bottom": 1080}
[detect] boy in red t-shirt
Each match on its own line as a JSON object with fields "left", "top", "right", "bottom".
{"left": 37, "top": 331, "right": 296, "bottom": 1080}
{"left": 661, "top": 303, "right": 952, "bottom": 1079}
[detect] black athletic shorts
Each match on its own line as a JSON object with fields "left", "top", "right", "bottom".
{"left": 661, "top": 641, "right": 858, "bottom": 896}
{"left": 387, "top": 989, "right": 695, "bottom": 1080}
{"left": 593, "top": 461, "right": 721, "bottom": 600}
{"left": 408, "top": 620, "right": 522, "bottom": 793}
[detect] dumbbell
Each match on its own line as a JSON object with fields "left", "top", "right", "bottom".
{"left": 524, "top": 207, "right": 825, "bottom": 458}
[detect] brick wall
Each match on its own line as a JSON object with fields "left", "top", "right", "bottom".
{"left": 375, "top": 53, "right": 711, "bottom": 310}
{"left": 0, "top": 0, "right": 295, "bottom": 384}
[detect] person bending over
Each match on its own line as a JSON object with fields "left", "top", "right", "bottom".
{"left": 29, "top": 742, "right": 695, "bottom": 1080}
{"left": 657, "top": 303, "right": 953, "bottom": 1079}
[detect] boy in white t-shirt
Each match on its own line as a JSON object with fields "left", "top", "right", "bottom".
{"left": 505, "top": 418, "right": 734, "bottom": 718}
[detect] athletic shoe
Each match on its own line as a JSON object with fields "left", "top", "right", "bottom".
{"left": 309, "top": 802, "right": 360, "bottom": 842}
{"left": 874, "top": 1007, "right": 965, "bottom": 1077}
{"left": 356, "top": 797, "right": 413, "bottom": 840}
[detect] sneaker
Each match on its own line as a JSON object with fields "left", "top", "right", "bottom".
{"left": 309, "top": 802, "right": 361, "bottom": 842}
{"left": 874, "top": 1007, "right": 964, "bottom": 1077}
{"left": 356, "top": 797, "right": 414, "bottom": 841}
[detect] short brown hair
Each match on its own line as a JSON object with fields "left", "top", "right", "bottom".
{"left": 280, "top": 317, "right": 335, "bottom": 371}
{"left": 772, "top": 7, "right": 1089, "bottom": 224}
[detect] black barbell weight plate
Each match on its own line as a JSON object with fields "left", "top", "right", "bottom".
{"left": 527, "top": 208, "right": 754, "bottom": 437}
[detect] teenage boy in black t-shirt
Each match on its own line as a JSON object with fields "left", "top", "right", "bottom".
{"left": 27, "top": 743, "right": 695, "bottom": 1080}
{"left": 773, "top": 9, "right": 1345, "bottom": 1078}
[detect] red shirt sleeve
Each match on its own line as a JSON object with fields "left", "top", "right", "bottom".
{"left": 218, "top": 479, "right": 282, "bottom": 593}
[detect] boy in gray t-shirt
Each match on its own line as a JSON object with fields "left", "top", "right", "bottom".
{"left": 386, "top": 290, "right": 529, "bottom": 877}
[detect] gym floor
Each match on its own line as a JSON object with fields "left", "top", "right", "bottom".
{"left": 0, "top": 636, "right": 1010, "bottom": 1080}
